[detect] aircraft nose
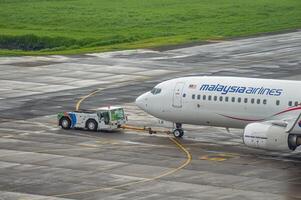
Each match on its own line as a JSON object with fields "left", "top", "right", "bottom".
{"left": 135, "top": 92, "right": 148, "bottom": 110}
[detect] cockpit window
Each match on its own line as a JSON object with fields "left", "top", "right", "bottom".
{"left": 151, "top": 88, "right": 162, "bottom": 95}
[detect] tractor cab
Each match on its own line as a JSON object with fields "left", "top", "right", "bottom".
{"left": 95, "top": 106, "right": 126, "bottom": 128}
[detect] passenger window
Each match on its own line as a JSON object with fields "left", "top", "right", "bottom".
{"left": 225, "top": 97, "right": 229, "bottom": 102}
{"left": 197, "top": 95, "right": 201, "bottom": 100}
{"left": 214, "top": 96, "right": 217, "bottom": 101}
{"left": 183, "top": 93, "right": 186, "bottom": 98}
{"left": 219, "top": 96, "right": 223, "bottom": 102}
{"left": 208, "top": 95, "right": 212, "bottom": 101}
{"left": 238, "top": 97, "right": 241, "bottom": 103}
{"left": 295, "top": 101, "right": 299, "bottom": 106}
{"left": 244, "top": 98, "right": 248, "bottom": 103}
{"left": 257, "top": 99, "right": 261, "bottom": 104}
{"left": 263, "top": 99, "right": 267, "bottom": 105}
{"left": 231, "top": 97, "right": 235, "bottom": 102}
{"left": 203, "top": 95, "right": 206, "bottom": 100}
{"left": 251, "top": 98, "right": 255, "bottom": 104}
{"left": 192, "top": 94, "right": 195, "bottom": 99}
{"left": 288, "top": 101, "right": 292, "bottom": 107}
{"left": 276, "top": 100, "right": 280, "bottom": 106}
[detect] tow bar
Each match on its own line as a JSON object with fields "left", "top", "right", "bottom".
{"left": 121, "top": 125, "right": 171, "bottom": 135}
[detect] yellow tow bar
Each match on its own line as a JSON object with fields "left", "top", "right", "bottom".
{"left": 121, "top": 125, "right": 171, "bottom": 135}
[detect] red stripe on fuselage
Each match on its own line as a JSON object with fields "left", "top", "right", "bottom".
{"left": 218, "top": 114, "right": 264, "bottom": 122}
{"left": 273, "top": 106, "right": 301, "bottom": 116}
{"left": 218, "top": 106, "right": 301, "bottom": 122}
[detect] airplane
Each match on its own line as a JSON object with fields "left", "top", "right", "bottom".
{"left": 135, "top": 76, "right": 301, "bottom": 152}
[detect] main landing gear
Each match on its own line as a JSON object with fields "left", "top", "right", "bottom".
{"left": 172, "top": 123, "right": 184, "bottom": 138}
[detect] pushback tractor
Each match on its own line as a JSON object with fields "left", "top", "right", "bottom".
{"left": 58, "top": 106, "right": 127, "bottom": 131}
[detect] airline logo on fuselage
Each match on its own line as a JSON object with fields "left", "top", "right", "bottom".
{"left": 200, "top": 84, "right": 283, "bottom": 96}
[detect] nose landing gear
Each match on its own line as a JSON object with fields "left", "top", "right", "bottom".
{"left": 173, "top": 123, "right": 184, "bottom": 138}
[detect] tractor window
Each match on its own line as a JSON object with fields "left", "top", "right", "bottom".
{"left": 110, "top": 108, "right": 125, "bottom": 121}
{"left": 103, "top": 112, "right": 110, "bottom": 124}
{"left": 97, "top": 112, "right": 103, "bottom": 121}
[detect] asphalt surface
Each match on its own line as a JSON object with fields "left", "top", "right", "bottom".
{"left": 0, "top": 30, "right": 301, "bottom": 199}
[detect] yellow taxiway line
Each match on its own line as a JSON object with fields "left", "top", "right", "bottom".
{"left": 53, "top": 89, "right": 192, "bottom": 197}
{"left": 54, "top": 137, "right": 192, "bottom": 197}
{"left": 75, "top": 89, "right": 102, "bottom": 111}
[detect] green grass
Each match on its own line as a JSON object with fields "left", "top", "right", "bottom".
{"left": 0, "top": 0, "right": 301, "bottom": 55}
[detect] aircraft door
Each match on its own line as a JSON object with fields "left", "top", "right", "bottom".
{"left": 172, "top": 82, "right": 185, "bottom": 108}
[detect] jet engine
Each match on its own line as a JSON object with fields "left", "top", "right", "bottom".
{"left": 243, "top": 122, "right": 301, "bottom": 152}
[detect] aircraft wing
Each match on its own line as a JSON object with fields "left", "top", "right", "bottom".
{"left": 243, "top": 111, "right": 301, "bottom": 151}
{"left": 267, "top": 112, "right": 301, "bottom": 134}
{"left": 286, "top": 112, "right": 301, "bottom": 134}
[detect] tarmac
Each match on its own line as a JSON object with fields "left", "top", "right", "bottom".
{"left": 0, "top": 30, "right": 301, "bottom": 199}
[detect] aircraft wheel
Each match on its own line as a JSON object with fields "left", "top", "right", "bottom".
{"left": 173, "top": 129, "right": 184, "bottom": 138}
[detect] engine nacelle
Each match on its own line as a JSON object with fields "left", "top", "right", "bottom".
{"left": 243, "top": 122, "right": 301, "bottom": 152}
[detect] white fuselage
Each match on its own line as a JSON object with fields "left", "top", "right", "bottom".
{"left": 135, "top": 76, "right": 301, "bottom": 129}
